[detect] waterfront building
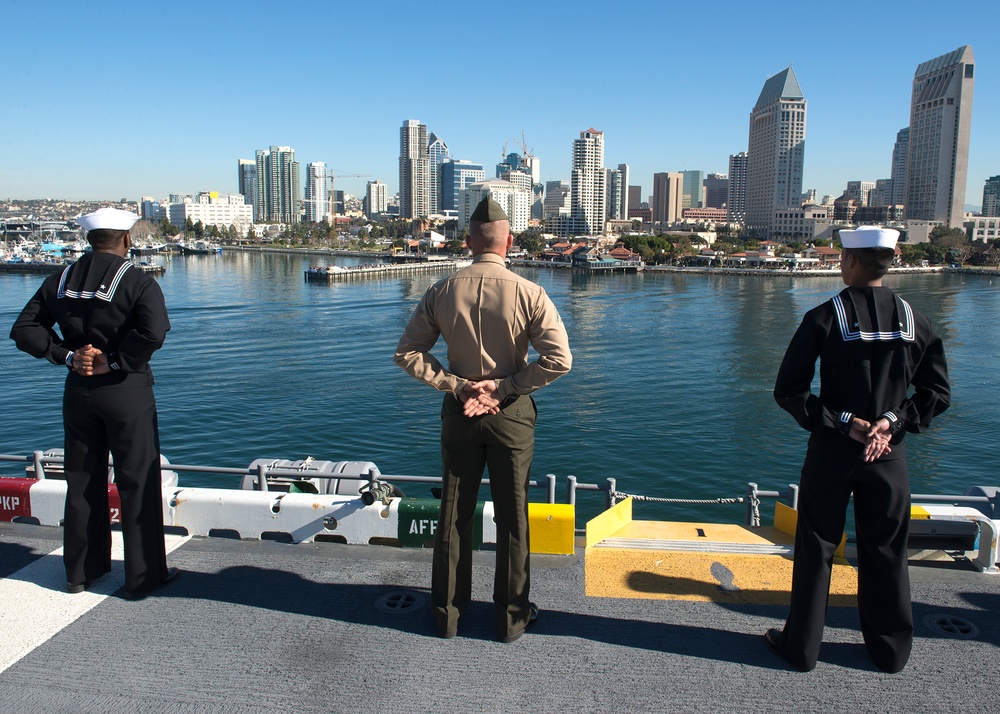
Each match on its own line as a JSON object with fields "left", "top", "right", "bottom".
{"left": 364, "top": 180, "right": 388, "bottom": 217}
{"left": 140, "top": 197, "right": 166, "bottom": 223}
{"left": 890, "top": 128, "right": 909, "bottom": 207}
{"left": 968, "top": 215, "right": 1000, "bottom": 241}
{"left": 237, "top": 159, "right": 258, "bottom": 221}
{"left": 399, "top": 120, "right": 429, "bottom": 219}
{"left": 704, "top": 174, "right": 729, "bottom": 209}
{"left": 440, "top": 160, "right": 485, "bottom": 213}
{"left": 427, "top": 132, "right": 449, "bottom": 215}
{"left": 681, "top": 170, "right": 705, "bottom": 210}
{"left": 846, "top": 181, "right": 875, "bottom": 208}
{"left": 571, "top": 128, "right": 606, "bottom": 235}
{"left": 255, "top": 146, "right": 300, "bottom": 224}
{"left": 833, "top": 194, "right": 860, "bottom": 223}
{"left": 652, "top": 172, "right": 683, "bottom": 224}
{"left": 727, "top": 152, "right": 748, "bottom": 226}
{"left": 904, "top": 46, "right": 975, "bottom": 227}
{"left": 167, "top": 192, "right": 253, "bottom": 233}
{"left": 305, "top": 162, "right": 331, "bottom": 223}
{"left": 746, "top": 68, "right": 807, "bottom": 238}
{"left": 544, "top": 180, "right": 571, "bottom": 220}
{"left": 872, "top": 179, "right": 892, "bottom": 208}
{"left": 982, "top": 175, "right": 1000, "bottom": 216}
{"left": 459, "top": 179, "right": 530, "bottom": 233}
{"left": 772, "top": 205, "right": 831, "bottom": 243}
{"left": 605, "top": 167, "right": 627, "bottom": 221}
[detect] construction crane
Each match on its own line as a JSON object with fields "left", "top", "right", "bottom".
{"left": 327, "top": 171, "right": 372, "bottom": 217}
{"left": 516, "top": 130, "right": 534, "bottom": 160}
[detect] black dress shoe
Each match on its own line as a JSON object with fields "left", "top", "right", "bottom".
{"left": 498, "top": 603, "right": 539, "bottom": 643}
{"left": 124, "top": 567, "right": 180, "bottom": 600}
{"left": 66, "top": 581, "right": 91, "bottom": 594}
{"left": 764, "top": 628, "right": 814, "bottom": 672}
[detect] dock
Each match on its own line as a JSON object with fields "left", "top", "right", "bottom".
{"left": 305, "top": 259, "right": 468, "bottom": 282}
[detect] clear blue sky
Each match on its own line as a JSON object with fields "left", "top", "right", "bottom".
{"left": 3, "top": 0, "right": 998, "bottom": 209}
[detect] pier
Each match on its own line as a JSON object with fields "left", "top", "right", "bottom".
{"left": 305, "top": 259, "right": 469, "bottom": 282}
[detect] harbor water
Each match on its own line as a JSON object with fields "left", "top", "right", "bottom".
{"left": 1, "top": 251, "right": 997, "bottom": 524}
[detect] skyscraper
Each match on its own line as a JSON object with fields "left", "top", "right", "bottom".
{"left": 704, "top": 173, "right": 729, "bottom": 209}
{"left": 237, "top": 159, "right": 257, "bottom": 221}
{"left": 727, "top": 152, "right": 748, "bottom": 226}
{"left": 399, "top": 120, "right": 429, "bottom": 219}
{"left": 570, "top": 128, "right": 606, "bottom": 235}
{"left": 605, "top": 168, "right": 624, "bottom": 221}
{"left": 652, "top": 172, "right": 683, "bottom": 224}
{"left": 364, "top": 180, "right": 388, "bottom": 217}
{"left": 305, "top": 162, "right": 330, "bottom": 223}
{"left": 889, "top": 127, "right": 909, "bottom": 207}
{"left": 681, "top": 170, "right": 705, "bottom": 210}
{"left": 255, "top": 146, "right": 300, "bottom": 224}
{"left": 427, "top": 132, "right": 449, "bottom": 215}
{"left": 983, "top": 176, "right": 1000, "bottom": 217}
{"left": 440, "top": 160, "right": 485, "bottom": 212}
{"left": 846, "top": 181, "right": 876, "bottom": 208}
{"left": 746, "top": 67, "right": 806, "bottom": 237}
{"left": 904, "top": 46, "right": 975, "bottom": 227}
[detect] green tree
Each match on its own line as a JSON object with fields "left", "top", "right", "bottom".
{"left": 515, "top": 227, "right": 545, "bottom": 255}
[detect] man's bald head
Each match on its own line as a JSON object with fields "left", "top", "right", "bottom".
{"left": 468, "top": 219, "right": 512, "bottom": 256}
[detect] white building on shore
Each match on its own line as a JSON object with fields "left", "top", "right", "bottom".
{"left": 458, "top": 179, "right": 531, "bottom": 233}
{"left": 167, "top": 192, "right": 254, "bottom": 233}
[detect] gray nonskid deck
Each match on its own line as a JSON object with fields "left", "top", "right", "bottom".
{"left": 1, "top": 522, "right": 996, "bottom": 714}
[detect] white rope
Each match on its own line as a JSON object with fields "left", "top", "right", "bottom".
{"left": 609, "top": 491, "right": 763, "bottom": 527}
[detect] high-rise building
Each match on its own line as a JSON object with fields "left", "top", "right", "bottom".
{"left": 364, "top": 180, "right": 388, "bottom": 217}
{"left": 570, "top": 128, "right": 606, "bottom": 235}
{"left": 237, "top": 159, "right": 258, "bottom": 221}
{"left": 399, "top": 120, "right": 429, "bottom": 219}
{"left": 427, "top": 132, "right": 449, "bottom": 215}
{"left": 872, "top": 179, "right": 892, "bottom": 208}
{"left": 890, "top": 127, "right": 909, "bottom": 207}
{"left": 727, "top": 152, "right": 749, "bottom": 225}
{"left": 459, "top": 179, "right": 531, "bottom": 233}
{"left": 652, "top": 172, "right": 683, "bottom": 224}
{"left": 254, "top": 146, "right": 300, "bottom": 223}
{"left": 544, "top": 180, "right": 571, "bottom": 219}
{"left": 627, "top": 185, "right": 642, "bottom": 211}
{"left": 440, "top": 160, "right": 485, "bottom": 213}
{"left": 305, "top": 162, "right": 330, "bottom": 223}
{"left": 704, "top": 173, "right": 729, "bottom": 209}
{"left": 983, "top": 176, "right": 1000, "bottom": 217}
{"left": 846, "top": 181, "right": 876, "bottom": 208}
{"left": 681, "top": 170, "right": 705, "bottom": 210}
{"left": 605, "top": 167, "right": 625, "bottom": 221}
{"left": 746, "top": 67, "right": 806, "bottom": 237}
{"left": 904, "top": 46, "right": 975, "bottom": 227}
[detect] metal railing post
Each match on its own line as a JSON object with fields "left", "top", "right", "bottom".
{"left": 605, "top": 477, "right": 616, "bottom": 510}
{"left": 546, "top": 474, "right": 556, "bottom": 504}
{"left": 746, "top": 482, "right": 758, "bottom": 526}
{"left": 33, "top": 450, "right": 46, "bottom": 480}
{"left": 787, "top": 484, "right": 799, "bottom": 511}
{"left": 566, "top": 475, "right": 577, "bottom": 506}
{"left": 256, "top": 463, "right": 269, "bottom": 491}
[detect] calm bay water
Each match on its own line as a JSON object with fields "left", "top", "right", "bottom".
{"left": 1, "top": 252, "right": 997, "bottom": 524}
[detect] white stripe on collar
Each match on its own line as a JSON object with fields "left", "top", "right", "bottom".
{"left": 831, "top": 294, "right": 915, "bottom": 342}
{"left": 57, "top": 262, "right": 132, "bottom": 303}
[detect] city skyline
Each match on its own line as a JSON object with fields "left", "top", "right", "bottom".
{"left": 3, "top": 1, "right": 999, "bottom": 209}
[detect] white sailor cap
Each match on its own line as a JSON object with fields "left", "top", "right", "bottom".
{"left": 77, "top": 207, "right": 140, "bottom": 232}
{"left": 839, "top": 226, "right": 899, "bottom": 249}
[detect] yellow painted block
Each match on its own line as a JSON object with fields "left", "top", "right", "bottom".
{"left": 773, "top": 502, "right": 847, "bottom": 558}
{"left": 585, "top": 548, "right": 858, "bottom": 606}
{"left": 911, "top": 505, "right": 931, "bottom": 519}
{"left": 528, "top": 503, "right": 575, "bottom": 555}
{"left": 585, "top": 497, "right": 632, "bottom": 548}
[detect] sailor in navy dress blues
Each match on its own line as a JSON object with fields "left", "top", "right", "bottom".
{"left": 10, "top": 207, "right": 179, "bottom": 598}
{"left": 766, "top": 226, "right": 950, "bottom": 673}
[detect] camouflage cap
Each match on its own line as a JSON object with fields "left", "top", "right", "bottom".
{"left": 470, "top": 195, "right": 509, "bottom": 223}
